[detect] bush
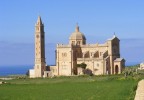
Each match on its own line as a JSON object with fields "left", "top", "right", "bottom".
{"left": 77, "top": 63, "right": 87, "bottom": 69}
{"left": 83, "top": 68, "right": 93, "bottom": 76}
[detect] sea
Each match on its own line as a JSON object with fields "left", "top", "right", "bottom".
{"left": 0, "top": 62, "right": 138, "bottom": 76}
{"left": 0, "top": 65, "right": 33, "bottom": 76}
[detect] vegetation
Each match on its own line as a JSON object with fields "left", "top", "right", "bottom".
{"left": 123, "top": 64, "right": 144, "bottom": 78}
{"left": 126, "top": 64, "right": 140, "bottom": 68}
{"left": 77, "top": 62, "right": 87, "bottom": 69}
{"left": 77, "top": 63, "right": 93, "bottom": 75}
{"left": 0, "top": 65, "right": 143, "bottom": 100}
{"left": 0, "top": 74, "right": 143, "bottom": 100}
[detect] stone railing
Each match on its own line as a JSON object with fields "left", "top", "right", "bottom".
{"left": 77, "top": 58, "right": 103, "bottom": 61}
{"left": 57, "top": 43, "right": 108, "bottom": 48}
{"left": 57, "top": 44, "right": 71, "bottom": 48}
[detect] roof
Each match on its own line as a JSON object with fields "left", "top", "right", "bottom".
{"left": 107, "top": 34, "right": 119, "bottom": 41}
{"left": 36, "top": 16, "right": 43, "bottom": 25}
{"left": 69, "top": 25, "right": 86, "bottom": 40}
{"left": 114, "top": 58, "right": 125, "bottom": 62}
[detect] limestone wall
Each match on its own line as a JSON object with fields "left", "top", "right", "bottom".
{"left": 56, "top": 47, "right": 73, "bottom": 76}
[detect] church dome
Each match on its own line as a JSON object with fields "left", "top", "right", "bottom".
{"left": 69, "top": 25, "right": 86, "bottom": 40}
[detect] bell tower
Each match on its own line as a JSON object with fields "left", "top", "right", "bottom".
{"left": 34, "top": 16, "right": 46, "bottom": 77}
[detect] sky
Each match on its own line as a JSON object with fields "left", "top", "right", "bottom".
{"left": 0, "top": 0, "right": 144, "bottom": 66}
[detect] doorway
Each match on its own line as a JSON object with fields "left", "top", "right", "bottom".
{"left": 115, "top": 65, "right": 119, "bottom": 74}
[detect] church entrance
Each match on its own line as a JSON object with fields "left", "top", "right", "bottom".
{"left": 115, "top": 65, "right": 119, "bottom": 74}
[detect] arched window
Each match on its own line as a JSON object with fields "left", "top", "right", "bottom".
{"left": 77, "top": 41, "right": 80, "bottom": 45}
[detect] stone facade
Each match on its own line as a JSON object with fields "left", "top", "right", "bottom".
{"left": 139, "top": 62, "right": 144, "bottom": 70}
{"left": 29, "top": 16, "right": 46, "bottom": 78}
{"left": 29, "top": 16, "right": 125, "bottom": 78}
{"left": 53, "top": 25, "right": 125, "bottom": 76}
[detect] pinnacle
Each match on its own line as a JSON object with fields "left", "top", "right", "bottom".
{"left": 75, "top": 23, "right": 79, "bottom": 32}
{"left": 37, "top": 16, "right": 43, "bottom": 25}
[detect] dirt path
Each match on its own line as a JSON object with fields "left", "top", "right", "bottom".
{"left": 135, "top": 80, "right": 144, "bottom": 100}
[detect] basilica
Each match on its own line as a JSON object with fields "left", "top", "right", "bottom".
{"left": 29, "top": 16, "right": 125, "bottom": 78}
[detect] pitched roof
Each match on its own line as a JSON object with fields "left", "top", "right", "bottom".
{"left": 114, "top": 58, "right": 125, "bottom": 62}
{"left": 107, "top": 35, "right": 119, "bottom": 41}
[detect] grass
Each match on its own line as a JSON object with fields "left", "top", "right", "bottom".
{"left": 0, "top": 75, "right": 141, "bottom": 100}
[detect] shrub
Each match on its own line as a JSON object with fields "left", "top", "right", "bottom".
{"left": 77, "top": 63, "right": 87, "bottom": 69}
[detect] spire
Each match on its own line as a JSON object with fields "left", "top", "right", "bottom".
{"left": 37, "top": 16, "right": 43, "bottom": 25}
{"left": 113, "top": 32, "right": 116, "bottom": 38}
{"left": 75, "top": 23, "right": 79, "bottom": 32}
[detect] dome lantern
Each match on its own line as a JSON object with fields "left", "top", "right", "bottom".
{"left": 69, "top": 24, "right": 86, "bottom": 45}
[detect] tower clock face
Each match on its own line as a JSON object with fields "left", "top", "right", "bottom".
{"left": 36, "top": 35, "right": 39, "bottom": 38}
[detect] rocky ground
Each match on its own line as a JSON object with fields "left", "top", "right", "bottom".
{"left": 135, "top": 80, "right": 144, "bottom": 100}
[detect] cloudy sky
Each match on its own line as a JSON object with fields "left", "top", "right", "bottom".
{"left": 0, "top": 0, "right": 144, "bottom": 66}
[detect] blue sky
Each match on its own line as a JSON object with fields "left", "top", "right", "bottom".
{"left": 0, "top": 0, "right": 144, "bottom": 66}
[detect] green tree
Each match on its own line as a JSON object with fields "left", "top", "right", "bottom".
{"left": 77, "top": 62, "right": 87, "bottom": 69}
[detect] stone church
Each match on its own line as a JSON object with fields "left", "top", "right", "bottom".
{"left": 29, "top": 16, "right": 125, "bottom": 78}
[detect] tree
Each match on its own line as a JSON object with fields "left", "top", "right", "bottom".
{"left": 122, "top": 67, "right": 137, "bottom": 78}
{"left": 76, "top": 63, "right": 93, "bottom": 75}
{"left": 77, "top": 62, "right": 87, "bottom": 69}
